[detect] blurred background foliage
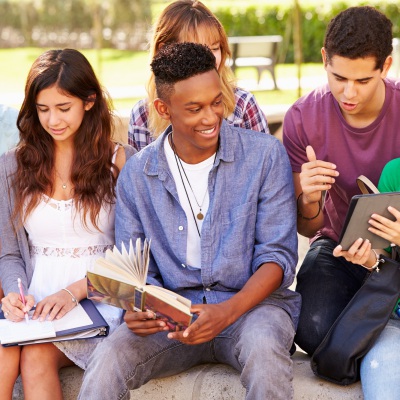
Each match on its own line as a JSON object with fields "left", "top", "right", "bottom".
{"left": 1, "top": 0, "right": 399, "bottom": 63}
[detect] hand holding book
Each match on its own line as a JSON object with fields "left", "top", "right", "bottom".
{"left": 87, "top": 238, "right": 193, "bottom": 332}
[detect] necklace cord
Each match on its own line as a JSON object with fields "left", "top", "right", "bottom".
{"left": 171, "top": 139, "right": 201, "bottom": 238}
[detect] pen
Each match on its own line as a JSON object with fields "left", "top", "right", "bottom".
{"left": 17, "top": 277, "right": 29, "bottom": 324}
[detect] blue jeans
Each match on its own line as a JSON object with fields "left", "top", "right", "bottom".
{"left": 361, "top": 318, "right": 400, "bottom": 400}
{"left": 78, "top": 303, "right": 295, "bottom": 400}
{"left": 295, "top": 238, "right": 368, "bottom": 355}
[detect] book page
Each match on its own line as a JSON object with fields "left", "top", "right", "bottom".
{"left": 94, "top": 238, "right": 150, "bottom": 287}
{"left": 143, "top": 291, "right": 192, "bottom": 332}
{"left": 0, "top": 319, "right": 55, "bottom": 345}
{"left": 146, "top": 285, "right": 192, "bottom": 309}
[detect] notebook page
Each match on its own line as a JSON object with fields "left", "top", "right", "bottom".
{"left": 0, "top": 319, "right": 55, "bottom": 345}
{"left": 52, "top": 303, "right": 93, "bottom": 332}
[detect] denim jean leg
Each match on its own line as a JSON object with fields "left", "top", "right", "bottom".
{"left": 295, "top": 238, "right": 368, "bottom": 355}
{"left": 215, "top": 303, "right": 295, "bottom": 400}
{"left": 360, "top": 319, "right": 400, "bottom": 400}
{"left": 78, "top": 323, "right": 212, "bottom": 400}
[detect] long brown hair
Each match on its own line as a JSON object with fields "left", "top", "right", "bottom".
{"left": 147, "top": 0, "right": 236, "bottom": 137}
{"left": 14, "top": 49, "right": 117, "bottom": 230}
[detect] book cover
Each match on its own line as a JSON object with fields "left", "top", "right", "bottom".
{"left": 87, "top": 238, "right": 193, "bottom": 331}
{"left": 339, "top": 192, "right": 400, "bottom": 250}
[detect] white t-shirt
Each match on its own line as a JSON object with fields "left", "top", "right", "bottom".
{"left": 164, "top": 136, "right": 215, "bottom": 269}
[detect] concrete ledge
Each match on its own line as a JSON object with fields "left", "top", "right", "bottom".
{"left": 12, "top": 351, "right": 362, "bottom": 399}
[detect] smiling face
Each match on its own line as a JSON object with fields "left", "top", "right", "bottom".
{"left": 155, "top": 69, "right": 223, "bottom": 164}
{"left": 322, "top": 48, "right": 392, "bottom": 127}
{"left": 36, "top": 85, "right": 93, "bottom": 146}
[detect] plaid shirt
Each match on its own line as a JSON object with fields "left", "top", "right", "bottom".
{"left": 127, "top": 87, "right": 270, "bottom": 151}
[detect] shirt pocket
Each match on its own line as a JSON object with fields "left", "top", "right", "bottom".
{"left": 221, "top": 201, "right": 256, "bottom": 258}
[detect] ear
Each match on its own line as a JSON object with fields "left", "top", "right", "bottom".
{"left": 84, "top": 94, "right": 96, "bottom": 111}
{"left": 380, "top": 55, "right": 393, "bottom": 79}
{"left": 153, "top": 98, "right": 171, "bottom": 121}
{"left": 157, "top": 42, "right": 166, "bottom": 52}
{"left": 321, "top": 47, "right": 328, "bottom": 69}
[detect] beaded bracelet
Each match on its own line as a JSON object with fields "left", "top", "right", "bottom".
{"left": 361, "top": 249, "right": 380, "bottom": 271}
{"left": 62, "top": 288, "right": 78, "bottom": 306}
{"left": 297, "top": 192, "right": 322, "bottom": 220}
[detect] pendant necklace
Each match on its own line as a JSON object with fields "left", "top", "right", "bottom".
{"left": 55, "top": 169, "right": 68, "bottom": 190}
{"left": 170, "top": 135, "right": 216, "bottom": 237}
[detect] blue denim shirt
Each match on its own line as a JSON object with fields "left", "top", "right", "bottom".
{"left": 116, "top": 120, "right": 301, "bottom": 326}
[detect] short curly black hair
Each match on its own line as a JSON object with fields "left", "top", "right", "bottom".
{"left": 324, "top": 6, "right": 392, "bottom": 70}
{"left": 150, "top": 42, "right": 217, "bottom": 101}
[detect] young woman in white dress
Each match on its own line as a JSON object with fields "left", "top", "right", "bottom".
{"left": 0, "top": 48, "right": 135, "bottom": 399}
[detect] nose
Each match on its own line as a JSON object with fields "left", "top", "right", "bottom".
{"left": 202, "top": 106, "right": 218, "bottom": 125}
{"left": 48, "top": 110, "right": 61, "bottom": 126}
{"left": 343, "top": 81, "right": 356, "bottom": 100}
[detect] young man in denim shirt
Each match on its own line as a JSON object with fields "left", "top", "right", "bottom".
{"left": 79, "top": 42, "right": 300, "bottom": 400}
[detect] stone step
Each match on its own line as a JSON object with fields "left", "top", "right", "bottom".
{"left": 12, "top": 351, "right": 362, "bottom": 399}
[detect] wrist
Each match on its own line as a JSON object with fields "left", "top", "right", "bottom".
{"left": 297, "top": 192, "right": 321, "bottom": 220}
{"left": 62, "top": 288, "right": 78, "bottom": 307}
{"left": 361, "top": 249, "right": 380, "bottom": 271}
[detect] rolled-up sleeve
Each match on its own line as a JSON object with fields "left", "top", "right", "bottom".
{"left": 251, "top": 140, "right": 298, "bottom": 289}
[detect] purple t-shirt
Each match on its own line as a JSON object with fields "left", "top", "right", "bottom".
{"left": 283, "top": 79, "right": 400, "bottom": 243}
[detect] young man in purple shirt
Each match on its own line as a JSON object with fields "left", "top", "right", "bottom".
{"left": 79, "top": 42, "right": 300, "bottom": 399}
{"left": 283, "top": 6, "right": 400, "bottom": 356}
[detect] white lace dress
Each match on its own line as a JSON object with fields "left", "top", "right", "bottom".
{"left": 24, "top": 195, "right": 123, "bottom": 369}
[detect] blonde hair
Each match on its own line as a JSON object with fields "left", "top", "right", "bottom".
{"left": 147, "top": 0, "right": 236, "bottom": 137}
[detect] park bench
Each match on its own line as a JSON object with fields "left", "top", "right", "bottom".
{"left": 228, "top": 35, "right": 283, "bottom": 90}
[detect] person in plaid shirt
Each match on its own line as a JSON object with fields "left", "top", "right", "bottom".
{"left": 128, "top": 0, "right": 269, "bottom": 151}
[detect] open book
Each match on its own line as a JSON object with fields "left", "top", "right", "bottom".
{"left": 87, "top": 238, "right": 193, "bottom": 332}
{"left": 0, "top": 299, "right": 109, "bottom": 347}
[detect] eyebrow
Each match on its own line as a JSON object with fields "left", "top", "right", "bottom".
{"left": 331, "top": 72, "right": 373, "bottom": 81}
{"left": 184, "top": 92, "right": 223, "bottom": 107}
{"left": 36, "top": 102, "right": 72, "bottom": 107}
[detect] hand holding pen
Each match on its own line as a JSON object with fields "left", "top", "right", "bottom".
{"left": 17, "top": 277, "right": 30, "bottom": 323}
{"left": 0, "top": 280, "right": 34, "bottom": 322}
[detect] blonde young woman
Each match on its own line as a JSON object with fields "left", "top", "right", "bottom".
{"left": 128, "top": 0, "right": 269, "bottom": 151}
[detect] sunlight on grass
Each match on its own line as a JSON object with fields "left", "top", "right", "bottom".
{"left": 0, "top": 48, "right": 325, "bottom": 112}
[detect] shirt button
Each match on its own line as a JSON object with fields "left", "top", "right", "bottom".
{"left": 178, "top": 226, "right": 184, "bottom": 231}
{"left": 205, "top": 287, "right": 211, "bottom": 291}
{"left": 181, "top": 264, "right": 186, "bottom": 268}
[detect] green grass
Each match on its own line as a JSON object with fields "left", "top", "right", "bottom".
{"left": 0, "top": 48, "right": 324, "bottom": 112}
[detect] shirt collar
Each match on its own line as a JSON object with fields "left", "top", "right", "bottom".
{"left": 143, "top": 120, "right": 235, "bottom": 178}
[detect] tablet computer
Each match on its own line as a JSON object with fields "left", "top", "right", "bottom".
{"left": 338, "top": 192, "right": 400, "bottom": 250}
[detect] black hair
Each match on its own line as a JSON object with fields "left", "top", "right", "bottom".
{"left": 324, "top": 6, "right": 393, "bottom": 70}
{"left": 150, "top": 42, "right": 217, "bottom": 101}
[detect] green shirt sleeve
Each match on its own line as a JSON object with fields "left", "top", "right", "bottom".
{"left": 378, "top": 158, "right": 400, "bottom": 254}
{"left": 378, "top": 158, "right": 400, "bottom": 193}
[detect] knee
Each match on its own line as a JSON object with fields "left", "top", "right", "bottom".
{"left": 295, "top": 308, "right": 335, "bottom": 355}
{"left": 240, "top": 326, "right": 293, "bottom": 368}
{"left": 0, "top": 346, "right": 20, "bottom": 380}
{"left": 20, "top": 345, "right": 55, "bottom": 380}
